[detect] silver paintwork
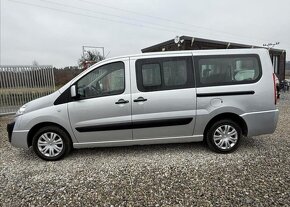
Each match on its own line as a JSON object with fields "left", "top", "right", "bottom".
{"left": 10, "top": 130, "right": 29, "bottom": 148}
{"left": 130, "top": 53, "right": 197, "bottom": 140}
{"left": 73, "top": 135, "right": 204, "bottom": 148}
{"left": 213, "top": 125, "right": 238, "bottom": 150}
{"left": 241, "top": 109, "right": 279, "bottom": 137}
{"left": 68, "top": 58, "right": 132, "bottom": 143}
{"left": 37, "top": 132, "right": 64, "bottom": 157}
{"left": 70, "top": 85, "right": 77, "bottom": 98}
{"left": 10, "top": 92, "right": 78, "bottom": 148}
{"left": 10, "top": 49, "right": 279, "bottom": 150}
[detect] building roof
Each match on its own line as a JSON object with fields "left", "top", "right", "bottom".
{"left": 141, "top": 35, "right": 285, "bottom": 53}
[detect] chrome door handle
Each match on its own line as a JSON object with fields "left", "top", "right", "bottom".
{"left": 133, "top": 97, "right": 147, "bottom": 102}
{"left": 115, "top": 99, "right": 129, "bottom": 104}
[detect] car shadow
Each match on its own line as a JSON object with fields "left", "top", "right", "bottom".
{"left": 69, "top": 141, "right": 208, "bottom": 159}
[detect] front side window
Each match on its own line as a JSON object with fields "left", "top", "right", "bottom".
{"left": 196, "top": 55, "right": 261, "bottom": 87}
{"left": 136, "top": 57, "right": 194, "bottom": 92}
{"left": 76, "top": 62, "right": 125, "bottom": 99}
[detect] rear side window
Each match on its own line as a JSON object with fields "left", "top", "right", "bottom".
{"left": 136, "top": 56, "right": 194, "bottom": 92}
{"left": 195, "top": 54, "right": 262, "bottom": 87}
{"left": 163, "top": 60, "right": 187, "bottom": 86}
{"left": 142, "top": 63, "right": 161, "bottom": 87}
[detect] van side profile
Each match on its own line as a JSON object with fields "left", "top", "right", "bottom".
{"left": 7, "top": 49, "right": 279, "bottom": 161}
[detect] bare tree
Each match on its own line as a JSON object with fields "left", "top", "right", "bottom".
{"left": 78, "top": 50, "right": 105, "bottom": 70}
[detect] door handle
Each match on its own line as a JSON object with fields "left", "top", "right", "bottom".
{"left": 115, "top": 99, "right": 129, "bottom": 104}
{"left": 133, "top": 97, "right": 147, "bottom": 102}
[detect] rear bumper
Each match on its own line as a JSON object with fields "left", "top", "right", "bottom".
{"left": 241, "top": 109, "right": 279, "bottom": 137}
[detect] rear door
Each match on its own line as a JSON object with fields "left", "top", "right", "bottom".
{"left": 130, "top": 54, "right": 197, "bottom": 140}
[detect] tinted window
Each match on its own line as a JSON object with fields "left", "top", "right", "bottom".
{"left": 136, "top": 56, "right": 194, "bottom": 92}
{"left": 76, "top": 62, "right": 125, "bottom": 99}
{"left": 196, "top": 55, "right": 261, "bottom": 87}
{"left": 142, "top": 63, "right": 161, "bottom": 87}
{"left": 163, "top": 60, "right": 187, "bottom": 86}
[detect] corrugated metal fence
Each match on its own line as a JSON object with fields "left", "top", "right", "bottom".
{"left": 0, "top": 65, "right": 55, "bottom": 116}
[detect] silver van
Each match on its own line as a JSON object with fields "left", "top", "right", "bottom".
{"left": 7, "top": 49, "right": 279, "bottom": 161}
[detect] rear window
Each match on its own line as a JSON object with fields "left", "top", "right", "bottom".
{"left": 196, "top": 55, "right": 262, "bottom": 87}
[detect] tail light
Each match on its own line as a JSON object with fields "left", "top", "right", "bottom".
{"left": 273, "top": 73, "right": 277, "bottom": 105}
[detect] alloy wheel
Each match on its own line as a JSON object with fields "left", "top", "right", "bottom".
{"left": 213, "top": 125, "right": 238, "bottom": 150}
{"left": 37, "top": 132, "right": 64, "bottom": 157}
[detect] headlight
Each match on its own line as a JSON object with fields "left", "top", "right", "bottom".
{"left": 16, "top": 105, "right": 26, "bottom": 116}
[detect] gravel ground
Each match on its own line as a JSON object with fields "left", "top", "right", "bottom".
{"left": 0, "top": 93, "right": 290, "bottom": 206}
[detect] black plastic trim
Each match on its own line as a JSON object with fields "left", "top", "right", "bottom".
{"left": 75, "top": 118, "right": 193, "bottom": 132}
{"left": 115, "top": 99, "right": 129, "bottom": 104}
{"left": 7, "top": 122, "right": 15, "bottom": 142}
{"left": 54, "top": 87, "right": 73, "bottom": 105}
{"left": 197, "top": 90, "right": 255, "bottom": 97}
{"left": 133, "top": 97, "right": 147, "bottom": 102}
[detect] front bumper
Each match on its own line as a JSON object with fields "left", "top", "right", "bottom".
{"left": 7, "top": 122, "right": 15, "bottom": 142}
{"left": 7, "top": 120, "right": 29, "bottom": 149}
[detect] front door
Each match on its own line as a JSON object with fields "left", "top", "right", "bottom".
{"left": 68, "top": 59, "right": 132, "bottom": 143}
{"left": 130, "top": 55, "right": 197, "bottom": 140}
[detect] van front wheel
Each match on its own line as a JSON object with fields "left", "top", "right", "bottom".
{"left": 32, "top": 126, "right": 72, "bottom": 161}
{"left": 206, "top": 119, "right": 241, "bottom": 153}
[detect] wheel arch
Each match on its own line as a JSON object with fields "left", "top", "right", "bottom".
{"left": 27, "top": 122, "right": 72, "bottom": 147}
{"left": 203, "top": 113, "right": 248, "bottom": 137}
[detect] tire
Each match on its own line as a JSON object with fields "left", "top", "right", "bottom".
{"left": 276, "top": 86, "right": 280, "bottom": 99}
{"left": 32, "top": 126, "right": 72, "bottom": 161}
{"left": 205, "top": 119, "right": 242, "bottom": 153}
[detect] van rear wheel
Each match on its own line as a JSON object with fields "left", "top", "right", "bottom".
{"left": 32, "top": 126, "right": 72, "bottom": 161}
{"left": 206, "top": 119, "right": 241, "bottom": 153}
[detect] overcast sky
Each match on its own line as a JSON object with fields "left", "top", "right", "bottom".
{"left": 1, "top": 0, "right": 290, "bottom": 67}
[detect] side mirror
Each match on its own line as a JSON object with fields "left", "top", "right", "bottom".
{"left": 70, "top": 85, "right": 77, "bottom": 98}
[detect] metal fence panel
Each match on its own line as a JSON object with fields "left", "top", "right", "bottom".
{"left": 0, "top": 65, "right": 55, "bottom": 116}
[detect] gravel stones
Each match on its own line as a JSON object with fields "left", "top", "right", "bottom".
{"left": 0, "top": 93, "right": 289, "bottom": 206}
